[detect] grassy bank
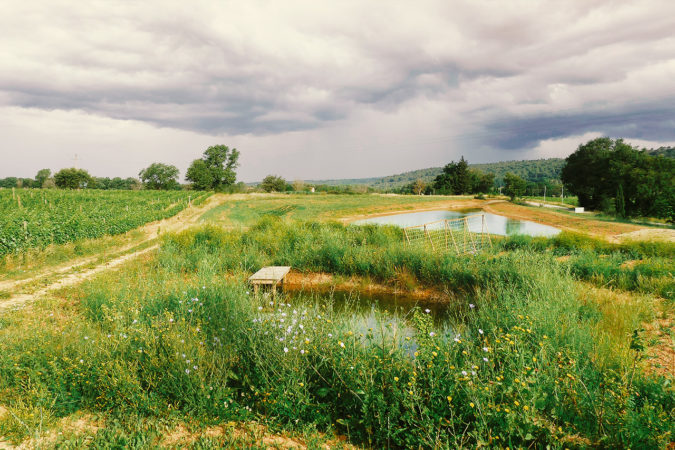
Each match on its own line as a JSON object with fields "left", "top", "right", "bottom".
{"left": 1, "top": 220, "right": 672, "bottom": 447}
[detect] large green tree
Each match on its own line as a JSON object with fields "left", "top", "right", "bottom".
{"left": 35, "top": 169, "right": 51, "bottom": 187}
{"left": 185, "top": 159, "right": 214, "bottom": 191}
{"left": 503, "top": 172, "right": 527, "bottom": 200}
{"left": 562, "top": 137, "right": 674, "bottom": 218}
{"left": 139, "top": 163, "right": 180, "bottom": 190}
{"left": 260, "top": 175, "right": 287, "bottom": 192}
{"left": 54, "top": 168, "right": 92, "bottom": 189}
{"left": 186, "top": 145, "right": 240, "bottom": 190}
{"left": 433, "top": 156, "right": 471, "bottom": 194}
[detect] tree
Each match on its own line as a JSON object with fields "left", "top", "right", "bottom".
{"left": 503, "top": 172, "right": 527, "bottom": 200}
{"left": 186, "top": 145, "right": 240, "bottom": 190}
{"left": 260, "top": 175, "right": 287, "bottom": 192}
{"left": 54, "top": 168, "right": 92, "bottom": 189}
{"left": 185, "top": 159, "right": 214, "bottom": 191}
{"left": 292, "top": 180, "right": 305, "bottom": 192}
{"left": 562, "top": 137, "right": 675, "bottom": 218}
{"left": 616, "top": 184, "right": 626, "bottom": 218}
{"left": 139, "top": 163, "right": 180, "bottom": 190}
{"left": 35, "top": 169, "right": 51, "bottom": 187}
{"left": 413, "top": 179, "right": 426, "bottom": 195}
{"left": 433, "top": 156, "right": 471, "bottom": 194}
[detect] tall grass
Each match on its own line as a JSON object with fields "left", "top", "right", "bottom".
{"left": 0, "top": 219, "right": 672, "bottom": 447}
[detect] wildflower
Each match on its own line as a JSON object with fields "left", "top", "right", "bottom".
{"left": 483, "top": 357, "right": 488, "bottom": 362}
{"left": 462, "top": 370, "right": 468, "bottom": 376}
{"left": 185, "top": 369, "right": 190, "bottom": 374}
{"left": 299, "top": 382, "right": 304, "bottom": 387}
{"left": 132, "top": 319, "right": 138, "bottom": 324}
{"left": 478, "top": 329, "right": 484, "bottom": 334}
{"left": 258, "top": 306, "right": 263, "bottom": 310}
{"left": 394, "top": 377, "right": 399, "bottom": 382}
{"left": 482, "top": 347, "right": 488, "bottom": 352}
{"left": 446, "top": 396, "right": 452, "bottom": 402}
{"left": 328, "top": 333, "right": 333, "bottom": 338}
{"left": 79, "top": 359, "right": 84, "bottom": 364}
{"left": 300, "top": 349, "right": 305, "bottom": 355}
{"left": 470, "top": 402, "right": 475, "bottom": 408}
{"left": 429, "top": 332, "right": 436, "bottom": 337}
{"left": 425, "top": 309, "right": 431, "bottom": 313}
{"left": 284, "top": 347, "right": 289, "bottom": 353}
{"left": 339, "top": 341, "right": 345, "bottom": 348}
{"left": 169, "top": 318, "right": 174, "bottom": 323}
{"left": 514, "top": 400, "right": 520, "bottom": 406}
{"left": 524, "top": 405, "right": 529, "bottom": 411}
{"left": 469, "top": 303, "right": 475, "bottom": 309}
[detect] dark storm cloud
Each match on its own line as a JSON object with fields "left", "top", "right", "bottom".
{"left": 484, "top": 101, "right": 675, "bottom": 150}
{"left": 2, "top": 0, "right": 675, "bottom": 180}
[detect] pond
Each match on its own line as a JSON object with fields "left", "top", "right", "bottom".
{"left": 353, "top": 209, "right": 560, "bottom": 237}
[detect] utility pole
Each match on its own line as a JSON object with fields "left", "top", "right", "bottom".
{"left": 561, "top": 185, "right": 564, "bottom": 204}
{"left": 72, "top": 153, "right": 79, "bottom": 169}
{"left": 543, "top": 185, "right": 546, "bottom": 203}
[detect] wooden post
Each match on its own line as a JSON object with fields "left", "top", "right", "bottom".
{"left": 448, "top": 222, "right": 460, "bottom": 255}
{"left": 424, "top": 225, "right": 435, "bottom": 252}
{"left": 465, "top": 217, "right": 477, "bottom": 253}
{"left": 444, "top": 220, "right": 448, "bottom": 250}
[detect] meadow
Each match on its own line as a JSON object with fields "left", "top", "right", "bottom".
{"left": 0, "top": 193, "right": 673, "bottom": 448}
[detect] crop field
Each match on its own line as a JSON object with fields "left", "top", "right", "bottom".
{"left": 0, "top": 189, "right": 210, "bottom": 256}
{"left": 0, "top": 193, "right": 673, "bottom": 448}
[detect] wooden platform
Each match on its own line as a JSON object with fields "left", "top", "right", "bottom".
{"left": 248, "top": 266, "right": 291, "bottom": 294}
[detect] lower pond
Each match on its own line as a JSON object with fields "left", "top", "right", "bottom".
{"left": 353, "top": 209, "right": 561, "bottom": 237}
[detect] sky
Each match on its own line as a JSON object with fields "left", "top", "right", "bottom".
{"left": 1, "top": 1, "right": 674, "bottom": 182}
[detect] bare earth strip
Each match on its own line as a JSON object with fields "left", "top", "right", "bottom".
{"left": 0, "top": 194, "right": 228, "bottom": 311}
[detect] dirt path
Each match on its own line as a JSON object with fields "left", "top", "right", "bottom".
{"left": 0, "top": 194, "right": 228, "bottom": 311}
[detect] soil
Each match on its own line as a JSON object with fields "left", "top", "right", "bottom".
{"left": 284, "top": 271, "right": 451, "bottom": 303}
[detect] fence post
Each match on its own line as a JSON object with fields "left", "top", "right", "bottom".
{"left": 424, "top": 224, "right": 435, "bottom": 251}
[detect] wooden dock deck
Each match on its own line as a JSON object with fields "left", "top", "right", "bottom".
{"left": 248, "top": 266, "right": 291, "bottom": 294}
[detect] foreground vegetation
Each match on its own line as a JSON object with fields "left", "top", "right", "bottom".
{"left": 0, "top": 189, "right": 210, "bottom": 256}
{"left": 1, "top": 219, "right": 672, "bottom": 447}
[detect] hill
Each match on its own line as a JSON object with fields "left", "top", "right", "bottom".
{"left": 308, "top": 146, "right": 674, "bottom": 190}
{"left": 309, "top": 158, "right": 566, "bottom": 190}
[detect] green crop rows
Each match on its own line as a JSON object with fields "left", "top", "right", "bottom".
{"left": 0, "top": 189, "right": 210, "bottom": 255}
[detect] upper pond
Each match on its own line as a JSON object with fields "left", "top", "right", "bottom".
{"left": 353, "top": 209, "right": 561, "bottom": 237}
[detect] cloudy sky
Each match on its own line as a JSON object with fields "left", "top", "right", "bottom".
{"left": 1, "top": 1, "right": 674, "bottom": 182}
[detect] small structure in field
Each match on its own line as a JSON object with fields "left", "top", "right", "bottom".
{"left": 248, "top": 266, "right": 291, "bottom": 295}
{"left": 403, "top": 214, "right": 492, "bottom": 256}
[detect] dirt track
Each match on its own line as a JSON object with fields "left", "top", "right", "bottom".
{"left": 0, "top": 194, "right": 228, "bottom": 311}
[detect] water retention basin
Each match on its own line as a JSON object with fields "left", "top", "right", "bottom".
{"left": 353, "top": 209, "right": 561, "bottom": 237}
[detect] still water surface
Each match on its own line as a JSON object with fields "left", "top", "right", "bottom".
{"left": 353, "top": 209, "right": 560, "bottom": 237}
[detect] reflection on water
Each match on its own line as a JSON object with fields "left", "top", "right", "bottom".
{"left": 283, "top": 285, "right": 454, "bottom": 325}
{"left": 353, "top": 209, "right": 560, "bottom": 237}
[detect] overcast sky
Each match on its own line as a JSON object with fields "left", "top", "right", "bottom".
{"left": 1, "top": 1, "right": 674, "bottom": 182}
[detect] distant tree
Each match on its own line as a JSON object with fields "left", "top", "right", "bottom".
{"left": 434, "top": 156, "right": 471, "bottom": 194}
{"left": 0, "top": 177, "right": 18, "bottom": 188}
{"left": 413, "top": 179, "right": 426, "bottom": 195}
{"left": 128, "top": 178, "right": 143, "bottom": 191}
{"left": 615, "top": 184, "right": 626, "bottom": 218}
{"left": 185, "top": 159, "right": 214, "bottom": 190}
{"left": 139, "top": 163, "right": 180, "bottom": 190}
{"left": 260, "top": 175, "right": 287, "bottom": 192}
{"left": 471, "top": 170, "right": 495, "bottom": 194}
{"left": 292, "top": 180, "right": 305, "bottom": 191}
{"left": 35, "top": 169, "right": 51, "bottom": 187}
{"left": 54, "top": 168, "right": 92, "bottom": 189}
{"left": 503, "top": 172, "right": 527, "bottom": 200}
{"left": 186, "top": 145, "right": 240, "bottom": 190}
{"left": 42, "top": 178, "right": 56, "bottom": 189}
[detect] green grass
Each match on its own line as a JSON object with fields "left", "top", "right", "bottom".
{"left": 199, "top": 193, "right": 475, "bottom": 226}
{"left": 1, "top": 220, "right": 672, "bottom": 448}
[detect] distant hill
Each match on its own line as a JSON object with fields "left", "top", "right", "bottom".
{"left": 308, "top": 146, "right": 674, "bottom": 190}
{"left": 309, "top": 158, "right": 566, "bottom": 190}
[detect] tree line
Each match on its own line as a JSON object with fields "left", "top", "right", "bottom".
{"left": 0, "top": 145, "right": 244, "bottom": 191}
{"left": 561, "top": 138, "right": 674, "bottom": 219}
